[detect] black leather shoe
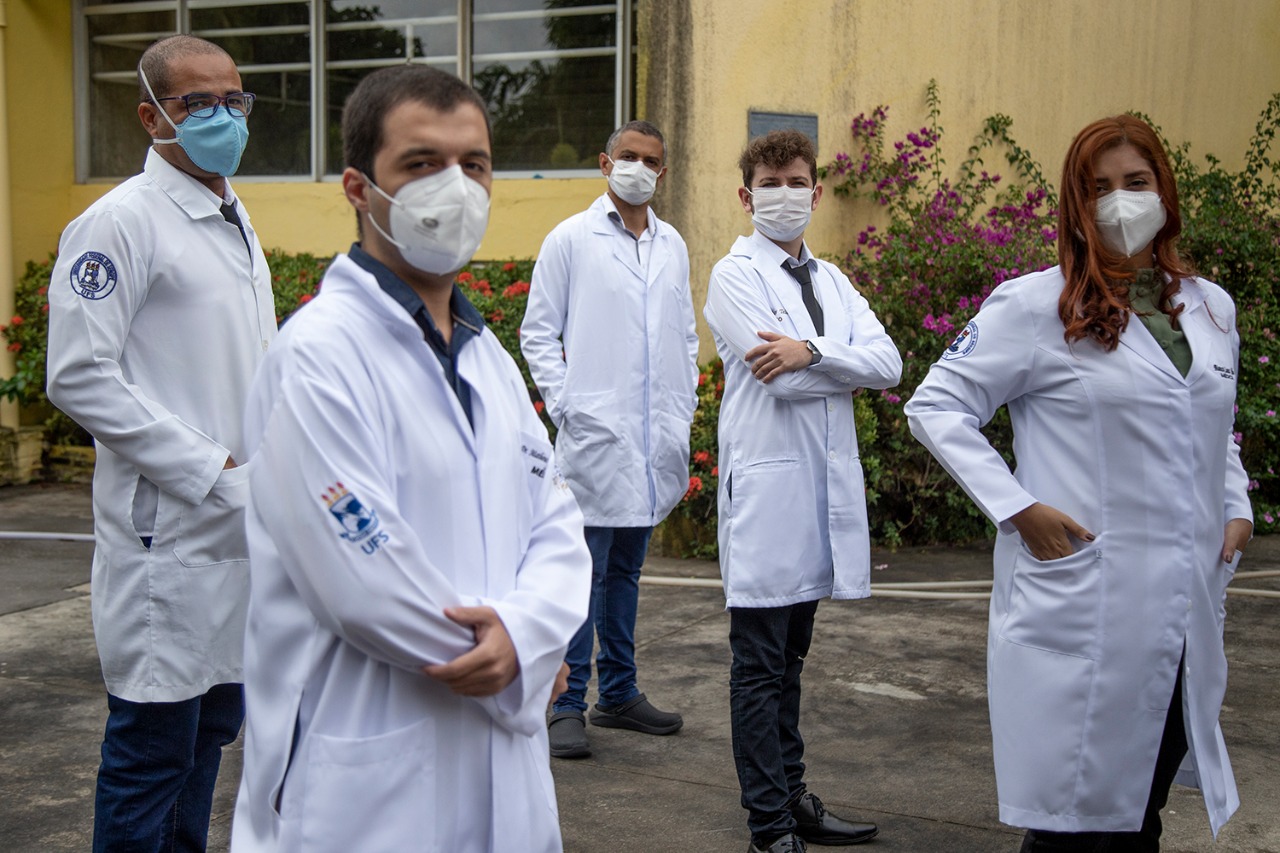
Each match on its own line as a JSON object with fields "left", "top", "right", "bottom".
{"left": 749, "top": 833, "right": 807, "bottom": 853}
{"left": 790, "top": 792, "right": 878, "bottom": 845}
{"left": 588, "top": 693, "right": 683, "bottom": 735}
{"left": 548, "top": 711, "right": 590, "bottom": 759}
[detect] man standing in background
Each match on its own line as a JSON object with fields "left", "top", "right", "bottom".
{"left": 46, "top": 35, "right": 273, "bottom": 852}
{"left": 521, "top": 120, "right": 700, "bottom": 759}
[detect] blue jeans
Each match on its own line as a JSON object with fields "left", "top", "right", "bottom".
{"left": 553, "top": 526, "right": 652, "bottom": 714}
{"left": 729, "top": 600, "right": 820, "bottom": 842}
{"left": 93, "top": 683, "right": 245, "bottom": 853}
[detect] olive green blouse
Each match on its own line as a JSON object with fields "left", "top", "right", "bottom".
{"left": 1130, "top": 268, "right": 1192, "bottom": 378}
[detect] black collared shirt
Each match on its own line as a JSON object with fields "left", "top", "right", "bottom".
{"left": 348, "top": 244, "right": 485, "bottom": 425}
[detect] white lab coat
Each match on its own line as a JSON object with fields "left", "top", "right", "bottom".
{"left": 231, "top": 255, "right": 591, "bottom": 853}
{"left": 46, "top": 149, "right": 275, "bottom": 702}
{"left": 521, "top": 194, "right": 699, "bottom": 527}
{"left": 704, "top": 232, "right": 902, "bottom": 607}
{"left": 905, "top": 267, "right": 1252, "bottom": 835}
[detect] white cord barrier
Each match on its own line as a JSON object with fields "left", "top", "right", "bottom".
{"left": 3, "top": 531, "right": 1277, "bottom": 600}
{"left": 0, "top": 531, "right": 95, "bottom": 542}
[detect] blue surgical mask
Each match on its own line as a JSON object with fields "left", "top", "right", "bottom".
{"left": 139, "top": 67, "right": 250, "bottom": 177}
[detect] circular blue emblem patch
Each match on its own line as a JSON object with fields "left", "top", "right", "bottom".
{"left": 942, "top": 320, "right": 979, "bottom": 361}
{"left": 69, "top": 251, "right": 118, "bottom": 300}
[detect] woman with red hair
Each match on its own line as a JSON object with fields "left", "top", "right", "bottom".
{"left": 906, "top": 114, "right": 1253, "bottom": 851}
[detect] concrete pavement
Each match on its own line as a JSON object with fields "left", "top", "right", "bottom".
{"left": 2, "top": 482, "right": 1277, "bottom": 852}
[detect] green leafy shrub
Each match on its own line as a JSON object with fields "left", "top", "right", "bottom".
{"left": 820, "top": 81, "right": 1058, "bottom": 545}
{"left": 0, "top": 257, "right": 53, "bottom": 408}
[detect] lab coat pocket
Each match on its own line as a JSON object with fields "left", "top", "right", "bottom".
{"left": 301, "top": 718, "right": 437, "bottom": 853}
{"left": 559, "top": 390, "right": 626, "bottom": 507}
{"left": 1215, "top": 551, "right": 1242, "bottom": 633}
{"left": 174, "top": 462, "right": 250, "bottom": 567}
{"left": 1001, "top": 540, "right": 1104, "bottom": 658}
{"left": 989, "top": 639, "right": 1095, "bottom": 816}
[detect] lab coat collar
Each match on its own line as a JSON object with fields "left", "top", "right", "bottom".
{"left": 588, "top": 194, "right": 671, "bottom": 285}
{"left": 143, "top": 147, "right": 235, "bottom": 222}
{"left": 324, "top": 254, "right": 481, "bottom": 455}
{"left": 732, "top": 231, "right": 824, "bottom": 338}
{"left": 1118, "top": 276, "right": 1210, "bottom": 385}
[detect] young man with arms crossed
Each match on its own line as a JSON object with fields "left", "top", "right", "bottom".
{"left": 704, "top": 130, "right": 902, "bottom": 852}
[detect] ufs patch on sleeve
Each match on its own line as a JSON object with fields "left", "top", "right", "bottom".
{"left": 69, "top": 252, "right": 118, "bottom": 300}
{"left": 942, "top": 320, "right": 979, "bottom": 361}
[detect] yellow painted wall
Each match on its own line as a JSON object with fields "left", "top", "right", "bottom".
{"left": 5, "top": 0, "right": 1280, "bottom": 378}
{"left": 649, "top": 0, "right": 1280, "bottom": 360}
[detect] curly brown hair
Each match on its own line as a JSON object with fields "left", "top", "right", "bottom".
{"left": 738, "top": 130, "right": 817, "bottom": 186}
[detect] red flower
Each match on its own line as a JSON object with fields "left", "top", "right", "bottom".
{"left": 489, "top": 309, "right": 505, "bottom": 324}
{"left": 503, "top": 280, "right": 530, "bottom": 298}
{"left": 37, "top": 286, "right": 48, "bottom": 296}
{"left": 533, "top": 400, "right": 545, "bottom": 413}
{"left": 503, "top": 262, "right": 517, "bottom": 272}
{"left": 693, "top": 450, "right": 711, "bottom": 465}
{"left": 683, "top": 475, "right": 703, "bottom": 501}
{"left": 10, "top": 315, "right": 23, "bottom": 326}
{"left": 698, "top": 373, "right": 707, "bottom": 386}
{"left": 711, "top": 466, "right": 718, "bottom": 477}
{"left": 41, "top": 304, "right": 49, "bottom": 314}
{"left": 477, "top": 279, "right": 492, "bottom": 295}
{"left": 457, "top": 271, "right": 475, "bottom": 283}
{"left": 7, "top": 342, "right": 20, "bottom": 352}
{"left": 298, "top": 293, "right": 313, "bottom": 304}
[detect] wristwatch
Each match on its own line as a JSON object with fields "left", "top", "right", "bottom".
{"left": 805, "top": 340, "right": 822, "bottom": 365}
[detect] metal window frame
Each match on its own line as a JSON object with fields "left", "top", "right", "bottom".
{"left": 75, "top": 0, "right": 633, "bottom": 182}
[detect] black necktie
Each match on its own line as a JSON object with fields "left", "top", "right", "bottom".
{"left": 784, "top": 261, "right": 823, "bottom": 336}
{"left": 220, "top": 201, "right": 250, "bottom": 256}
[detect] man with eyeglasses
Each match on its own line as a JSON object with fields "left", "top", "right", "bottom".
{"left": 46, "top": 34, "right": 274, "bottom": 852}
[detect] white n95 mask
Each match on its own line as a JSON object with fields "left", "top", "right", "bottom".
{"left": 1095, "top": 190, "right": 1166, "bottom": 258}
{"left": 606, "top": 157, "right": 659, "bottom": 205}
{"left": 364, "top": 165, "right": 490, "bottom": 275}
{"left": 749, "top": 185, "right": 816, "bottom": 242}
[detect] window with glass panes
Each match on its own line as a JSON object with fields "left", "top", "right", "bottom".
{"left": 76, "top": 0, "right": 633, "bottom": 180}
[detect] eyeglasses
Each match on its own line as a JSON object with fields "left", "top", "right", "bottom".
{"left": 155, "top": 92, "right": 256, "bottom": 118}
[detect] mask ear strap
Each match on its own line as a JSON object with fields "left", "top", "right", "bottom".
{"left": 359, "top": 173, "right": 408, "bottom": 251}
{"left": 138, "top": 65, "right": 181, "bottom": 141}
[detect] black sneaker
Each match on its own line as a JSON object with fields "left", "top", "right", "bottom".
{"left": 588, "top": 693, "right": 683, "bottom": 735}
{"left": 548, "top": 711, "right": 591, "bottom": 759}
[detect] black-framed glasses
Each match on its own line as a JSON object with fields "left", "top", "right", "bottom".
{"left": 156, "top": 92, "right": 256, "bottom": 119}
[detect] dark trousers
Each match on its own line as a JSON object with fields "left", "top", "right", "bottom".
{"left": 1019, "top": 662, "right": 1188, "bottom": 853}
{"left": 729, "top": 599, "right": 820, "bottom": 843}
{"left": 93, "top": 683, "right": 245, "bottom": 852}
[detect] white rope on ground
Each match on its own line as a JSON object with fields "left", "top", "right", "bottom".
{"left": 3, "top": 531, "right": 1278, "bottom": 599}
{"left": 0, "top": 531, "right": 95, "bottom": 542}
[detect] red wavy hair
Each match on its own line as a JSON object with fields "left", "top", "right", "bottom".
{"left": 1057, "top": 115, "right": 1195, "bottom": 350}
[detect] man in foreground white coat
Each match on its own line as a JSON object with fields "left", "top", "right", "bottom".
{"left": 231, "top": 66, "right": 591, "bottom": 853}
{"left": 704, "top": 130, "right": 902, "bottom": 853}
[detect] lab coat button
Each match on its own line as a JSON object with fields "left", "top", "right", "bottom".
{"left": 827, "top": 402, "right": 835, "bottom": 412}
{"left": 828, "top": 451, "right": 837, "bottom": 461}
